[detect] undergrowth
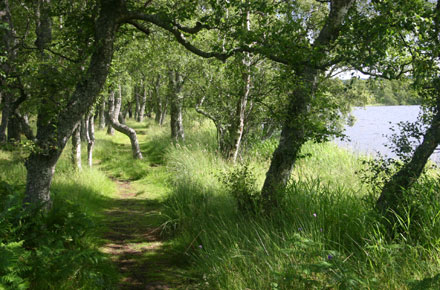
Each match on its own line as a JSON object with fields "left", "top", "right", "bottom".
{"left": 0, "top": 143, "right": 118, "bottom": 289}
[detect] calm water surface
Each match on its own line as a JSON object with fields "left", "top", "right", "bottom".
{"left": 336, "top": 105, "right": 440, "bottom": 162}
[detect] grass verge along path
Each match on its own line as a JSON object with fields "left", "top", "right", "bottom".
{"left": 96, "top": 126, "right": 190, "bottom": 289}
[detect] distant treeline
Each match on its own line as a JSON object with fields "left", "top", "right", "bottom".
{"left": 340, "top": 78, "right": 420, "bottom": 106}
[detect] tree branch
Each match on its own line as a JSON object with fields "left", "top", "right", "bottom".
{"left": 126, "top": 19, "right": 150, "bottom": 35}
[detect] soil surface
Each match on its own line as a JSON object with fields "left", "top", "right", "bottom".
{"left": 101, "top": 180, "right": 186, "bottom": 289}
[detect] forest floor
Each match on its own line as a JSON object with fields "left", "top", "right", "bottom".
{"left": 96, "top": 126, "right": 191, "bottom": 289}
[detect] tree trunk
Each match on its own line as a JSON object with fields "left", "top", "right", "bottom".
{"left": 17, "top": 113, "right": 35, "bottom": 141}
{"left": 86, "top": 113, "right": 95, "bottom": 167}
{"left": 23, "top": 153, "right": 57, "bottom": 208}
{"left": 260, "top": 70, "right": 316, "bottom": 208}
{"left": 227, "top": 59, "right": 251, "bottom": 162}
{"left": 259, "top": 0, "right": 354, "bottom": 210}
{"left": 107, "top": 92, "right": 115, "bottom": 135}
{"left": 80, "top": 116, "right": 87, "bottom": 142}
{"left": 118, "top": 111, "right": 125, "bottom": 124}
{"left": 99, "top": 99, "right": 106, "bottom": 130}
{"left": 377, "top": 109, "right": 440, "bottom": 214}
{"left": 71, "top": 124, "right": 82, "bottom": 170}
{"left": 153, "top": 75, "right": 165, "bottom": 125}
{"left": 226, "top": 10, "right": 252, "bottom": 162}
{"left": 7, "top": 113, "right": 21, "bottom": 142}
{"left": 169, "top": 70, "right": 185, "bottom": 142}
{"left": 134, "top": 84, "right": 140, "bottom": 121}
{"left": 0, "top": 93, "right": 10, "bottom": 143}
{"left": 138, "top": 79, "right": 147, "bottom": 123}
{"left": 108, "top": 86, "right": 143, "bottom": 159}
{"left": 24, "top": 0, "right": 122, "bottom": 206}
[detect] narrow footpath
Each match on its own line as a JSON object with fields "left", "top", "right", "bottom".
{"left": 100, "top": 178, "right": 187, "bottom": 289}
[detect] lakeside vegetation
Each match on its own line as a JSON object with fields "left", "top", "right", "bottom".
{"left": 3, "top": 0, "right": 440, "bottom": 289}
{"left": 2, "top": 117, "right": 440, "bottom": 289}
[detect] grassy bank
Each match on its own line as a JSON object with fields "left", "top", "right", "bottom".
{"left": 159, "top": 117, "right": 440, "bottom": 289}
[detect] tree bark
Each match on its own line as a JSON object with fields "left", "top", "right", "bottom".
{"left": 107, "top": 92, "right": 115, "bottom": 135}
{"left": 108, "top": 86, "right": 143, "bottom": 159}
{"left": 377, "top": 108, "right": 440, "bottom": 213}
{"left": 85, "top": 113, "right": 95, "bottom": 167}
{"left": 138, "top": 78, "right": 147, "bottom": 122}
{"left": 134, "top": 84, "right": 140, "bottom": 121}
{"left": 99, "top": 99, "right": 106, "bottom": 130}
{"left": 7, "top": 113, "right": 21, "bottom": 142}
{"left": 16, "top": 113, "right": 35, "bottom": 141}
{"left": 153, "top": 75, "right": 166, "bottom": 125}
{"left": 0, "top": 93, "right": 10, "bottom": 143}
{"left": 259, "top": 0, "right": 355, "bottom": 210}
{"left": 24, "top": 0, "right": 123, "bottom": 206}
{"left": 80, "top": 116, "right": 88, "bottom": 142}
{"left": 169, "top": 70, "right": 185, "bottom": 142}
{"left": 71, "top": 124, "right": 82, "bottom": 170}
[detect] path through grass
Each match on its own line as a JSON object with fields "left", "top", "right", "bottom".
{"left": 95, "top": 123, "right": 191, "bottom": 289}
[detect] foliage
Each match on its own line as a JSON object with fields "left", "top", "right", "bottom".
{"left": 0, "top": 179, "right": 116, "bottom": 289}
{"left": 220, "top": 164, "right": 262, "bottom": 214}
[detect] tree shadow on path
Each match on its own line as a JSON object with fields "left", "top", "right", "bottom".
{"left": 101, "top": 180, "right": 190, "bottom": 290}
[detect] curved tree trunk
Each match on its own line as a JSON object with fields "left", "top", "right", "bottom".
{"left": 108, "top": 86, "right": 143, "bottom": 159}
{"left": 71, "top": 124, "right": 82, "bottom": 170}
{"left": 24, "top": 0, "right": 122, "bottom": 207}
{"left": 260, "top": 69, "right": 316, "bottom": 208}
{"left": 259, "top": 0, "right": 354, "bottom": 210}
{"left": 377, "top": 109, "right": 440, "bottom": 214}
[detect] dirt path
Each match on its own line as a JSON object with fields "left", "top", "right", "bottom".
{"left": 101, "top": 180, "right": 186, "bottom": 289}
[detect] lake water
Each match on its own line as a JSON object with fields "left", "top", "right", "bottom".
{"left": 336, "top": 105, "right": 440, "bottom": 162}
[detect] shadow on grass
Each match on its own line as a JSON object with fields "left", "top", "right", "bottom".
{"left": 102, "top": 190, "right": 190, "bottom": 290}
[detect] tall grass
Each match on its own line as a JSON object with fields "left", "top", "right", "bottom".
{"left": 159, "top": 115, "right": 440, "bottom": 289}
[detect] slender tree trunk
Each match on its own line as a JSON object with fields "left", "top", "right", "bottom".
{"left": 99, "top": 99, "right": 106, "bottom": 130}
{"left": 169, "top": 70, "right": 185, "bottom": 141}
{"left": 377, "top": 109, "right": 440, "bottom": 214}
{"left": 108, "top": 86, "right": 143, "bottom": 159}
{"left": 137, "top": 79, "right": 147, "bottom": 122}
{"left": 86, "top": 113, "right": 95, "bottom": 167}
{"left": 134, "top": 84, "right": 140, "bottom": 121}
{"left": 107, "top": 92, "right": 115, "bottom": 135}
{"left": 0, "top": 93, "right": 10, "bottom": 143}
{"left": 71, "top": 124, "right": 82, "bottom": 170}
{"left": 226, "top": 10, "right": 252, "bottom": 162}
